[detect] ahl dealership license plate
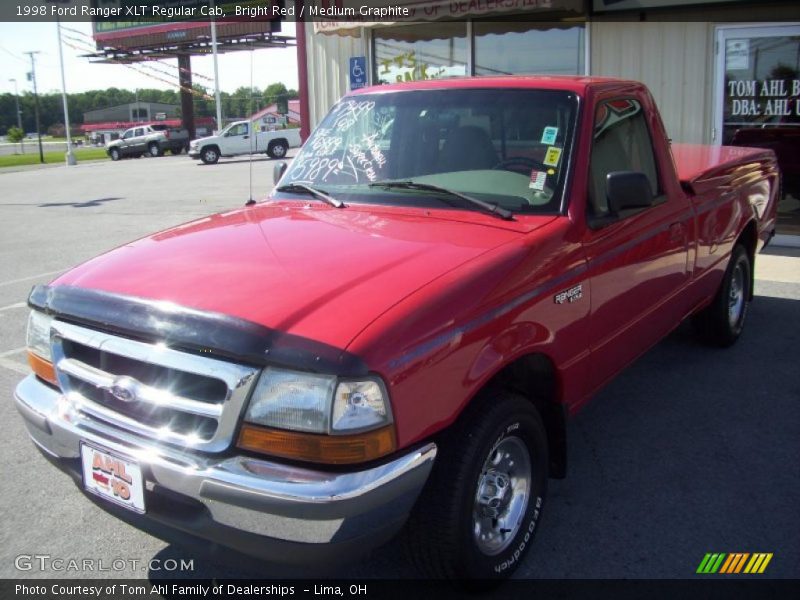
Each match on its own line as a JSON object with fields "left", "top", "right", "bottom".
{"left": 80, "top": 443, "right": 145, "bottom": 513}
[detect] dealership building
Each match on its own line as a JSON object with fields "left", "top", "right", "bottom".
{"left": 295, "top": 0, "right": 800, "bottom": 236}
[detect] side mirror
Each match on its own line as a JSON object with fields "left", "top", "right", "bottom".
{"left": 273, "top": 161, "right": 287, "bottom": 184}
{"left": 606, "top": 171, "right": 654, "bottom": 215}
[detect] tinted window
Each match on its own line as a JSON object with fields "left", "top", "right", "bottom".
{"left": 589, "top": 99, "right": 660, "bottom": 217}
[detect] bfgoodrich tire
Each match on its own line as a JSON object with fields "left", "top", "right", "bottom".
{"left": 694, "top": 243, "right": 752, "bottom": 347}
{"left": 404, "top": 390, "right": 548, "bottom": 582}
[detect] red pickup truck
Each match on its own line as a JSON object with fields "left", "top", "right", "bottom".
{"left": 15, "top": 77, "right": 779, "bottom": 581}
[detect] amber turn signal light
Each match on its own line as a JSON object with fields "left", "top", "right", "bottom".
{"left": 27, "top": 351, "right": 59, "bottom": 387}
{"left": 237, "top": 423, "right": 397, "bottom": 465}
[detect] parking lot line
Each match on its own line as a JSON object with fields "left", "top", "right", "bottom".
{"left": 0, "top": 302, "right": 27, "bottom": 312}
{"left": 0, "top": 269, "right": 64, "bottom": 288}
{"left": 0, "top": 347, "right": 27, "bottom": 375}
{"left": 0, "top": 346, "right": 26, "bottom": 358}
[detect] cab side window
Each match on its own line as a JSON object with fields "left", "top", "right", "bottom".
{"left": 122, "top": 130, "right": 133, "bottom": 140}
{"left": 229, "top": 123, "right": 248, "bottom": 136}
{"left": 588, "top": 99, "right": 660, "bottom": 217}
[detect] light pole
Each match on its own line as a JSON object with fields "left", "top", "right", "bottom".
{"left": 56, "top": 19, "right": 76, "bottom": 165}
{"left": 210, "top": 0, "right": 222, "bottom": 133}
{"left": 8, "top": 78, "right": 23, "bottom": 153}
{"left": 23, "top": 51, "right": 44, "bottom": 164}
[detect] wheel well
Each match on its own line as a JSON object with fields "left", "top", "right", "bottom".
{"left": 269, "top": 138, "right": 288, "bottom": 148}
{"left": 202, "top": 144, "right": 220, "bottom": 153}
{"left": 483, "top": 354, "right": 567, "bottom": 479}
{"left": 736, "top": 220, "right": 757, "bottom": 300}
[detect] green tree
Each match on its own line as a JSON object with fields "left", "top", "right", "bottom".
{"left": 6, "top": 126, "right": 24, "bottom": 143}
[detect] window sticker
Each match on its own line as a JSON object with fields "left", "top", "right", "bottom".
{"left": 529, "top": 170, "right": 547, "bottom": 191}
{"left": 541, "top": 126, "right": 558, "bottom": 145}
{"left": 544, "top": 147, "right": 562, "bottom": 167}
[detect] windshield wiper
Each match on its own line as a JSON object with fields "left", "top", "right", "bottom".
{"left": 368, "top": 180, "right": 513, "bottom": 220}
{"left": 276, "top": 183, "right": 344, "bottom": 208}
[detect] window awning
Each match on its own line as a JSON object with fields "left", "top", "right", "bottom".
{"left": 312, "top": 0, "right": 584, "bottom": 36}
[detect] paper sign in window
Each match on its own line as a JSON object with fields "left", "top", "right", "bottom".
{"left": 529, "top": 170, "right": 547, "bottom": 191}
{"left": 544, "top": 147, "right": 562, "bottom": 167}
{"left": 541, "top": 126, "right": 558, "bottom": 145}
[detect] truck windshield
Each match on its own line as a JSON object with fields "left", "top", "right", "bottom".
{"left": 278, "top": 88, "right": 578, "bottom": 215}
{"left": 218, "top": 122, "right": 236, "bottom": 136}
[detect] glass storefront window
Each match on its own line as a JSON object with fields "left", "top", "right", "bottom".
{"left": 474, "top": 22, "right": 585, "bottom": 76}
{"left": 373, "top": 23, "right": 468, "bottom": 84}
{"left": 720, "top": 27, "right": 800, "bottom": 235}
{"left": 722, "top": 34, "right": 800, "bottom": 144}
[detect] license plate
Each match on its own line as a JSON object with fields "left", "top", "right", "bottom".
{"left": 80, "top": 443, "right": 145, "bottom": 513}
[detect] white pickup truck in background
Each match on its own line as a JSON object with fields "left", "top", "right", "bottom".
{"left": 188, "top": 120, "right": 302, "bottom": 164}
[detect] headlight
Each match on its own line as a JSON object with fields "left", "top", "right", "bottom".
{"left": 240, "top": 368, "right": 395, "bottom": 464}
{"left": 244, "top": 367, "right": 336, "bottom": 433}
{"left": 332, "top": 380, "right": 390, "bottom": 432}
{"left": 26, "top": 310, "right": 58, "bottom": 386}
{"left": 244, "top": 367, "right": 392, "bottom": 434}
{"left": 26, "top": 310, "right": 54, "bottom": 361}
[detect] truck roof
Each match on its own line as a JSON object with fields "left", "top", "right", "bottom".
{"left": 350, "top": 75, "right": 640, "bottom": 96}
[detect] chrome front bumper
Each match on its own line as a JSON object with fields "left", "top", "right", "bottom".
{"left": 14, "top": 375, "right": 436, "bottom": 563}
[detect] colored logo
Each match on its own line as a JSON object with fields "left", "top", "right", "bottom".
{"left": 696, "top": 553, "right": 773, "bottom": 574}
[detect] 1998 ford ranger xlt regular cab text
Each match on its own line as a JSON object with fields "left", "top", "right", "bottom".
{"left": 15, "top": 77, "right": 779, "bottom": 580}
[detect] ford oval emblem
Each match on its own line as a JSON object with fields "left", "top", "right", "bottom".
{"left": 108, "top": 377, "right": 139, "bottom": 403}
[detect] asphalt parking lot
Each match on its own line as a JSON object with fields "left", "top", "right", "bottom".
{"left": 0, "top": 154, "right": 798, "bottom": 581}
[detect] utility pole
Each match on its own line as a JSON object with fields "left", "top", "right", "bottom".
{"left": 8, "top": 78, "right": 23, "bottom": 153}
{"left": 24, "top": 51, "right": 45, "bottom": 164}
{"left": 56, "top": 18, "right": 76, "bottom": 165}
{"left": 210, "top": 0, "right": 223, "bottom": 133}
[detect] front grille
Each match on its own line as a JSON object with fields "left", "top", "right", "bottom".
{"left": 51, "top": 321, "right": 259, "bottom": 452}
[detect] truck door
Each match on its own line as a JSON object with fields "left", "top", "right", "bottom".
{"left": 224, "top": 122, "right": 252, "bottom": 155}
{"left": 581, "top": 97, "right": 692, "bottom": 390}
{"left": 130, "top": 127, "right": 146, "bottom": 153}
{"left": 118, "top": 129, "right": 134, "bottom": 155}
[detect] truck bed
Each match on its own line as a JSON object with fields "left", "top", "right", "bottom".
{"left": 671, "top": 143, "right": 777, "bottom": 196}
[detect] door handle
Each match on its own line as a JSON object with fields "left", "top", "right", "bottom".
{"left": 243, "top": 135, "right": 249, "bottom": 139}
{"left": 669, "top": 222, "right": 684, "bottom": 242}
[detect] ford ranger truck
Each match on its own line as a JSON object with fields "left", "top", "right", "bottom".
{"left": 15, "top": 77, "right": 779, "bottom": 581}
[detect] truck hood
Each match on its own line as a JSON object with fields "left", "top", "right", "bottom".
{"left": 53, "top": 203, "right": 548, "bottom": 351}
{"left": 191, "top": 134, "right": 216, "bottom": 145}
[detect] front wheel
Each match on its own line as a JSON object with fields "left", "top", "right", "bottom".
{"left": 200, "top": 146, "right": 219, "bottom": 165}
{"left": 693, "top": 243, "right": 752, "bottom": 346}
{"left": 148, "top": 142, "right": 162, "bottom": 157}
{"left": 404, "top": 391, "right": 548, "bottom": 581}
{"left": 109, "top": 148, "right": 120, "bottom": 161}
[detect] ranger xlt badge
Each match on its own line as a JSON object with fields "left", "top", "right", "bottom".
{"left": 555, "top": 284, "right": 583, "bottom": 304}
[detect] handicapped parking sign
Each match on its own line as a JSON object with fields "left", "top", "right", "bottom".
{"left": 350, "top": 56, "right": 367, "bottom": 90}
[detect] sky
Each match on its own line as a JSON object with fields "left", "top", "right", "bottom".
{"left": 0, "top": 21, "right": 300, "bottom": 96}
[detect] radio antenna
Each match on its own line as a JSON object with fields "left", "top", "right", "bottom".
{"left": 246, "top": 41, "right": 256, "bottom": 206}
